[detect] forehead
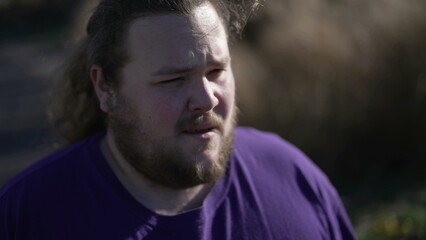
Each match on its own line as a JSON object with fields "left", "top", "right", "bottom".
{"left": 124, "top": 3, "right": 229, "bottom": 72}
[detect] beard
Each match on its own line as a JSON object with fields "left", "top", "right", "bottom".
{"left": 108, "top": 95, "right": 236, "bottom": 189}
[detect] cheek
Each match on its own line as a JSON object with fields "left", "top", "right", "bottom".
{"left": 228, "top": 80, "right": 236, "bottom": 101}
{"left": 119, "top": 77, "right": 183, "bottom": 126}
{"left": 144, "top": 93, "right": 183, "bottom": 123}
{"left": 220, "top": 77, "right": 236, "bottom": 110}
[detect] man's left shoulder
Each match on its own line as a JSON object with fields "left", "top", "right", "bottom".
{"left": 233, "top": 126, "right": 336, "bottom": 203}
{"left": 234, "top": 126, "right": 296, "bottom": 153}
{"left": 234, "top": 126, "right": 316, "bottom": 170}
{"left": 232, "top": 127, "right": 357, "bottom": 239}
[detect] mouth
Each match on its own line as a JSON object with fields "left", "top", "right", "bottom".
{"left": 177, "top": 113, "right": 224, "bottom": 138}
{"left": 183, "top": 127, "right": 217, "bottom": 135}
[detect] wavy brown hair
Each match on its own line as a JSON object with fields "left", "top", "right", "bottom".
{"left": 49, "top": 0, "right": 258, "bottom": 145}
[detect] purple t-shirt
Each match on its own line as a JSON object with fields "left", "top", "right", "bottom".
{"left": 0, "top": 127, "right": 356, "bottom": 239}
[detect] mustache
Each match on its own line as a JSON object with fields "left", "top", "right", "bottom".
{"left": 176, "top": 112, "right": 225, "bottom": 133}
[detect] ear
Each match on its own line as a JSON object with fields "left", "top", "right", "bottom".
{"left": 90, "top": 65, "right": 114, "bottom": 113}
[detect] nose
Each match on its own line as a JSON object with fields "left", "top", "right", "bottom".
{"left": 187, "top": 77, "right": 219, "bottom": 112}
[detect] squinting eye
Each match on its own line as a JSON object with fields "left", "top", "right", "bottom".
{"left": 208, "top": 69, "right": 225, "bottom": 78}
{"left": 210, "top": 69, "right": 224, "bottom": 74}
{"left": 160, "top": 77, "right": 184, "bottom": 85}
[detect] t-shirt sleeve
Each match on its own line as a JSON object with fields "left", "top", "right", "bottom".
{"left": 325, "top": 182, "right": 358, "bottom": 240}
{"left": 291, "top": 144, "right": 357, "bottom": 239}
{"left": 297, "top": 149, "right": 357, "bottom": 240}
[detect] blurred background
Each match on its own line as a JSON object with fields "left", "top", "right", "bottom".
{"left": 1, "top": 0, "right": 425, "bottom": 239}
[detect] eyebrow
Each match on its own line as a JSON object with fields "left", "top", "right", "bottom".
{"left": 151, "top": 56, "right": 231, "bottom": 76}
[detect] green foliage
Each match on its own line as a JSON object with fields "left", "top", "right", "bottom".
{"left": 356, "top": 190, "right": 426, "bottom": 240}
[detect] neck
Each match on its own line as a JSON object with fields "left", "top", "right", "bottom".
{"left": 100, "top": 130, "right": 213, "bottom": 216}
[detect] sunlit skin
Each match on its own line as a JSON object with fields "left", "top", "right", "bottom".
{"left": 91, "top": 3, "right": 236, "bottom": 215}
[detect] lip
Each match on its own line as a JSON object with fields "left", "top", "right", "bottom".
{"left": 183, "top": 127, "right": 216, "bottom": 134}
{"left": 181, "top": 127, "right": 219, "bottom": 139}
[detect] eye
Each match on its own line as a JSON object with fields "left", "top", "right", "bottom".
{"left": 159, "top": 77, "right": 184, "bottom": 85}
{"left": 210, "top": 69, "right": 224, "bottom": 74}
{"left": 208, "top": 69, "right": 225, "bottom": 78}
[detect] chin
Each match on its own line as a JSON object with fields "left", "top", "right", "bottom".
{"left": 184, "top": 148, "right": 219, "bottom": 165}
{"left": 199, "top": 152, "right": 221, "bottom": 165}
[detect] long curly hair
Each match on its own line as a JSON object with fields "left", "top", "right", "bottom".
{"left": 48, "top": 0, "right": 259, "bottom": 145}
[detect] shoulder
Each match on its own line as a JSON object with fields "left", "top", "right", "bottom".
{"left": 0, "top": 132, "right": 104, "bottom": 200}
{"left": 231, "top": 127, "right": 356, "bottom": 239}
{"left": 233, "top": 126, "right": 339, "bottom": 205}
{"left": 234, "top": 126, "right": 310, "bottom": 161}
{"left": 234, "top": 126, "right": 320, "bottom": 174}
{"left": 0, "top": 132, "right": 106, "bottom": 239}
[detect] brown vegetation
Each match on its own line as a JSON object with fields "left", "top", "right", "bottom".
{"left": 233, "top": 0, "right": 426, "bottom": 176}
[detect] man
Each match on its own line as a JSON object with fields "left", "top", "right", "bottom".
{"left": 0, "top": 0, "right": 357, "bottom": 239}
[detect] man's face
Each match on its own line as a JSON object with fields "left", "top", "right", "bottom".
{"left": 108, "top": 3, "right": 236, "bottom": 189}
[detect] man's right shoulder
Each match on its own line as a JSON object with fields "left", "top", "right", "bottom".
{"left": 0, "top": 132, "right": 103, "bottom": 199}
